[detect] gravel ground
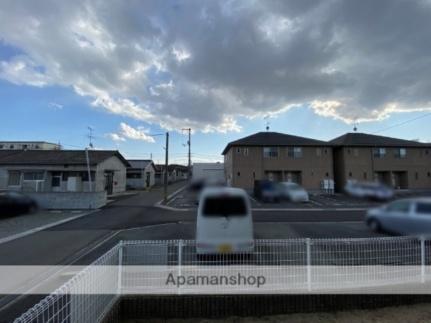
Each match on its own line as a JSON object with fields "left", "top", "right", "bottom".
{"left": 124, "top": 302, "right": 431, "bottom": 323}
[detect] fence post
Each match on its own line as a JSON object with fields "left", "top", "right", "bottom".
{"left": 420, "top": 237, "right": 425, "bottom": 283}
{"left": 178, "top": 240, "right": 183, "bottom": 295}
{"left": 117, "top": 241, "right": 123, "bottom": 294}
{"left": 306, "top": 238, "right": 312, "bottom": 291}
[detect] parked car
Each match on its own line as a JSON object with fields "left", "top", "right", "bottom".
{"left": 0, "top": 191, "right": 38, "bottom": 216}
{"left": 254, "top": 180, "right": 280, "bottom": 203}
{"left": 366, "top": 198, "right": 431, "bottom": 235}
{"left": 279, "top": 182, "right": 309, "bottom": 202}
{"left": 196, "top": 187, "right": 254, "bottom": 255}
{"left": 345, "top": 181, "right": 394, "bottom": 201}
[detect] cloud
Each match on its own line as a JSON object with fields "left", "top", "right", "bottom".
{"left": 108, "top": 122, "right": 155, "bottom": 143}
{"left": 1, "top": 0, "right": 431, "bottom": 129}
{"left": 48, "top": 102, "right": 63, "bottom": 110}
{"left": 107, "top": 133, "right": 126, "bottom": 142}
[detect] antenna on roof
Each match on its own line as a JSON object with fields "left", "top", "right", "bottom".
{"left": 264, "top": 115, "right": 270, "bottom": 131}
{"left": 353, "top": 118, "right": 358, "bottom": 132}
{"left": 87, "top": 126, "right": 94, "bottom": 149}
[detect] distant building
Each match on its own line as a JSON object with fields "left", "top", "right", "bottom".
{"left": 155, "top": 164, "right": 188, "bottom": 185}
{"left": 0, "top": 149, "right": 129, "bottom": 195}
{"left": 192, "top": 163, "right": 225, "bottom": 183}
{"left": 330, "top": 133, "right": 431, "bottom": 191}
{"left": 0, "top": 141, "right": 61, "bottom": 150}
{"left": 126, "top": 160, "right": 156, "bottom": 189}
{"left": 222, "top": 132, "right": 333, "bottom": 191}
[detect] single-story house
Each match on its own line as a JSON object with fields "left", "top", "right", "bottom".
{"left": 0, "top": 149, "right": 129, "bottom": 195}
{"left": 126, "top": 160, "right": 156, "bottom": 189}
{"left": 155, "top": 164, "right": 189, "bottom": 185}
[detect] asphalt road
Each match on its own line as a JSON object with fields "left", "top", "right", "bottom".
{"left": 0, "top": 182, "right": 385, "bottom": 321}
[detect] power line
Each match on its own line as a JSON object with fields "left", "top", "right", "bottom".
{"left": 372, "top": 111, "right": 431, "bottom": 134}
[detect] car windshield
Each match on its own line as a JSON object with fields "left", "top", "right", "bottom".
{"left": 203, "top": 196, "right": 247, "bottom": 216}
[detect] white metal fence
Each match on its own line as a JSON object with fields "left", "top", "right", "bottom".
{"left": 13, "top": 236, "right": 431, "bottom": 322}
{"left": 13, "top": 244, "right": 121, "bottom": 323}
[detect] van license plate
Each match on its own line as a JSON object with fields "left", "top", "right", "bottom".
{"left": 218, "top": 244, "right": 232, "bottom": 253}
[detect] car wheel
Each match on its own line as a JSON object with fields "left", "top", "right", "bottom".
{"left": 368, "top": 218, "right": 381, "bottom": 232}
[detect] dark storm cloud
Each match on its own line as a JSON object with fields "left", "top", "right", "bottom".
{"left": 1, "top": 0, "right": 431, "bottom": 130}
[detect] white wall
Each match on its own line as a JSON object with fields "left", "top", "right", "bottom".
{"left": 192, "top": 163, "right": 225, "bottom": 182}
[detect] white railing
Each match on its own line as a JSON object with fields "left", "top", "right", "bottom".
{"left": 13, "top": 236, "right": 431, "bottom": 322}
{"left": 13, "top": 244, "right": 121, "bottom": 323}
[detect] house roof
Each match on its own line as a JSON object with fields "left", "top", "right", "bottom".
{"left": 127, "top": 159, "right": 155, "bottom": 170}
{"left": 329, "top": 133, "right": 429, "bottom": 147}
{"left": 0, "top": 150, "right": 130, "bottom": 167}
{"left": 222, "top": 132, "right": 329, "bottom": 154}
{"left": 155, "top": 164, "right": 189, "bottom": 172}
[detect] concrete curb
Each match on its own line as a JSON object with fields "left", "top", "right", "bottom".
{"left": 154, "top": 185, "right": 188, "bottom": 209}
{"left": 0, "top": 210, "right": 98, "bottom": 245}
{"left": 154, "top": 205, "right": 367, "bottom": 212}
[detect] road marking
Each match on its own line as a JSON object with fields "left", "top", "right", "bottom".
{"left": 155, "top": 184, "right": 188, "bottom": 206}
{"left": 0, "top": 210, "right": 98, "bottom": 245}
{"left": 252, "top": 208, "right": 367, "bottom": 211}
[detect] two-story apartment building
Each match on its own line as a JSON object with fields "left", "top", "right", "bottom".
{"left": 222, "top": 132, "right": 333, "bottom": 190}
{"left": 330, "top": 133, "right": 431, "bottom": 190}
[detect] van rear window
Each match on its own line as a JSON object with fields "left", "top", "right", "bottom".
{"left": 417, "top": 203, "right": 431, "bottom": 214}
{"left": 203, "top": 196, "right": 247, "bottom": 216}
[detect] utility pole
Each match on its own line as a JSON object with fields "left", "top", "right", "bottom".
{"left": 85, "top": 148, "right": 93, "bottom": 192}
{"left": 182, "top": 128, "right": 192, "bottom": 180}
{"left": 164, "top": 132, "right": 169, "bottom": 203}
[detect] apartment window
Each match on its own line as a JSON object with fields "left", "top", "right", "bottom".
{"left": 243, "top": 148, "right": 249, "bottom": 156}
{"left": 373, "top": 148, "right": 386, "bottom": 158}
{"left": 8, "top": 171, "right": 21, "bottom": 186}
{"left": 316, "top": 148, "right": 322, "bottom": 157}
{"left": 395, "top": 148, "right": 406, "bottom": 158}
{"left": 263, "top": 147, "right": 278, "bottom": 158}
{"left": 22, "top": 144, "right": 28, "bottom": 149}
{"left": 236, "top": 147, "right": 241, "bottom": 154}
{"left": 23, "top": 171, "right": 44, "bottom": 181}
{"left": 9, "top": 145, "right": 14, "bottom": 149}
{"left": 287, "top": 147, "right": 302, "bottom": 158}
{"left": 0, "top": 145, "right": 3, "bottom": 149}
{"left": 35, "top": 145, "right": 40, "bottom": 149}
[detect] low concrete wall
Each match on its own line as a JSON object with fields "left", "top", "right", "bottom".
{"left": 27, "top": 191, "right": 107, "bottom": 209}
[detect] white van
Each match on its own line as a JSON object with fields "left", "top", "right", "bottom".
{"left": 196, "top": 187, "right": 254, "bottom": 255}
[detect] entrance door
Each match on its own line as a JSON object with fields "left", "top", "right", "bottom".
{"left": 104, "top": 171, "right": 114, "bottom": 195}
{"left": 51, "top": 172, "right": 62, "bottom": 192}
{"left": 145, "top": 172, "right": 151, "bottom": 188}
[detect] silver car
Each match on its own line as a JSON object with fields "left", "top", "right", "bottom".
{"left": 366, "top": 198, "right": 431, "bottom": 235}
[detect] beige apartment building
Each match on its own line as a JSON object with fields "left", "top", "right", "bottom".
{"left": 330, "top": 133, "right": 431, "bottom": 191}
{"left": 0, "top": 141, "right": 61, "bottom": 150}
{"left": 222, "top": 132, "right": 333, "bottom": 191}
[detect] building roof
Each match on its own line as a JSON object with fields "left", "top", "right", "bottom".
{"left": 127, "top": 159, "right": 155, "bottom": 170}
{"left": 329, "top": 133, "right": 429, "bottom": 147}
{"left": 222, "top": 132, "right": 329, "bottom": 154}
{"left": 0, "top": 150, "right": 130, "bottom": 166}
{"left": 155, "top": 164, "right": 189, "bottom": 172}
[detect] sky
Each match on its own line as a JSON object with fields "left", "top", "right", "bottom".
{"left": 0, "top": 0, "right": 431, "bottom": 164}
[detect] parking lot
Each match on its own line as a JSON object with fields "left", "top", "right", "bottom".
{"left": 167, "top": 187, "right": 431, "bottom": 210}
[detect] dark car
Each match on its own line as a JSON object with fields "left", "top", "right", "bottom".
{"left": 0, "top": 191, "right": 38, "bottom": 216}
{"left": 254, "top": 180, "right": 281, "bottom": 203}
